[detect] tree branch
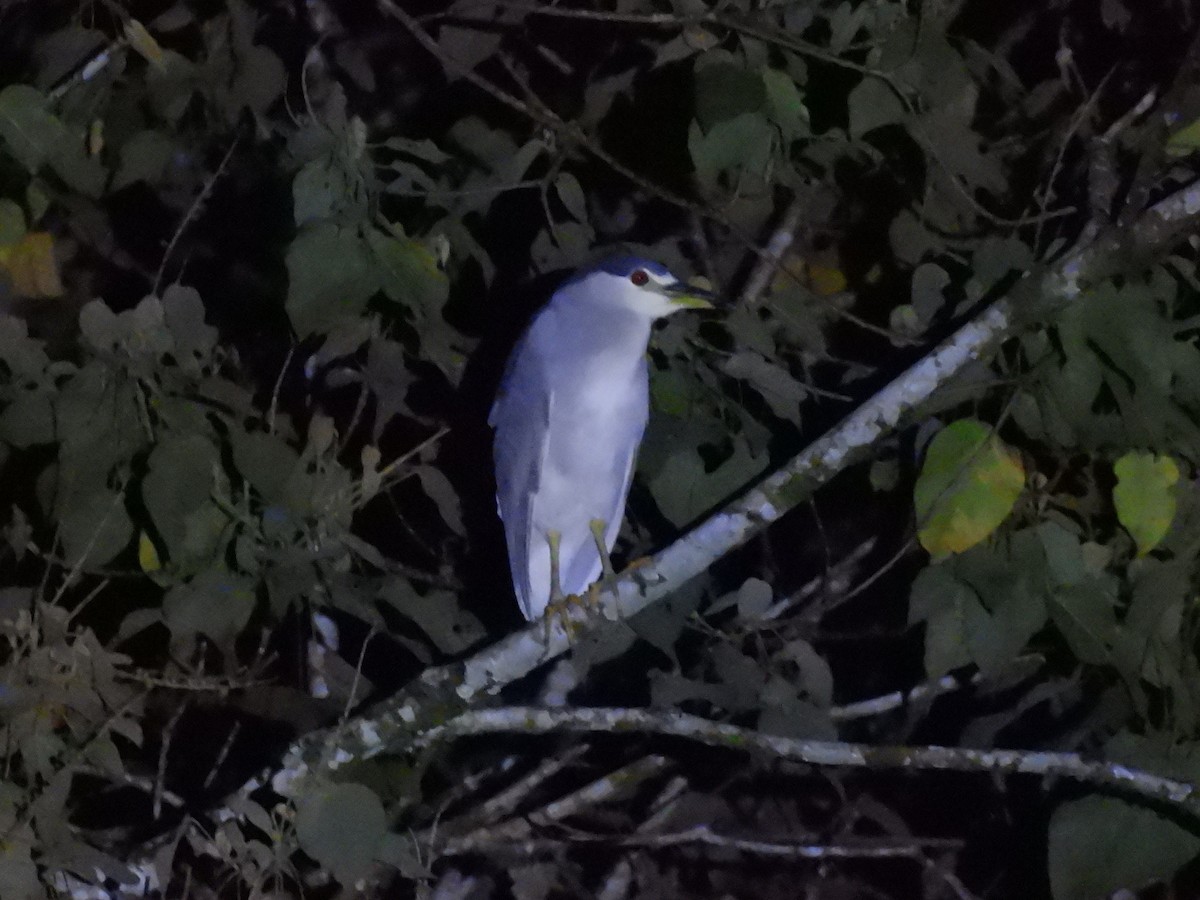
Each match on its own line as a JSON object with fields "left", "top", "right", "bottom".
{"left": 258, "top": 180, "right": 1200, "bottom": 798}
{"left": 419, "top": 706, "right": 1200, "bottom": 814}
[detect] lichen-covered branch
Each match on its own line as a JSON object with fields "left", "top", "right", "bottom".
{"left": 419, "top": 706, "right": 1200, "bottom": 814}
{"left": 262, "top": 179, "right": 1200, "bottom": 797}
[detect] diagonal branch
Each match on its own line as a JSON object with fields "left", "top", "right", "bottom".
{"left": 258, "top": 179, "right": 1200, "bottom": 797}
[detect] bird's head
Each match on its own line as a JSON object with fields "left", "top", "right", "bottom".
{"left": 563, "top": 255, "right": 715, "bottom": 319}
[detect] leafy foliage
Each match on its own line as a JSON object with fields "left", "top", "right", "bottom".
{"left": 0, "top": 0, "right": 1196, "bottom": 897}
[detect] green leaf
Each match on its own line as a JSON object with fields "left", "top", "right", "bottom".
{"left": 1048, "top": 582, "right": 1119, "bottom": 666}
{"left": 231, "top": 430, "right": 300, "bottom": 504}
{"left": 0, "top": 199, "right": 26, "bottom": 245}
{"left": 847, "top": 77, "right": 906, "bottom": 139}
{"left": 761, "top": 68, "right": 809, "bottom": 140}
{"left": 945, "top": 550, "right": 1047, "bottom": 676}
{"left": 438, "top": 25, "right": 503, "bottom": 73}
{"left": 146, "top": 50, "right": 201, "bottom": 123}
{"left": 1167, "top": 116, "right": 1200, "bottom": 156}
{"left": 0, "top": 391, "right": 55, "bottom": 446}
{"left": 59, "top": 488, "right": 133, "bottom": 568}
{"left": 367, "top": 227, "right": 448, "bottom": 310}
{"left": 650, "top": 365, "right": 705, "bottom": 418}
{"left": 162, "top": 569, "right": 255, "bottom": 642}
{"left": 910, "top": 566, "right": 977, "bottom": 676}
{"left": 648, "top": 435, "right": 764, "bottom": 527}
{"left": 0, "top": 315, "right": 49, "bottom": 381}
{"left": 1121, "top": 559, "right": 1191, "bottom": 686}
{"left": 367, "top": 227, "right": 456, "bottom": 376}
{"left": 231, "top": 45, "right": 286, "bottom": 117}
{"left": 379, "top": 582, "right": 485, "bottom": 655}
{"left": 694, "top": 62, "right": 766, "bottom": 129}
{"left": 122, "top": 295, "right": 174, "bottom": 359}
{"left": 78, "top": 299, "right": 121, "bottom": 351}
{"left": 779, "top": 639, "right": 833, "bottom": 707}
{"left": 721, "top": 350, "right": 807, "bottom": 422}
{"left": 1113, "top": 451, "right": 1179, "bottom": 555}
{"left": 921, "top": 108, "right": 1007, "bottom": 193}
{"left": 142, "top": 435, "right": 218, "bottom": 563}
{"left": 293, "top": 157, "right": 360, "bottom": 226}
{"left": 363, "top": 336, "right": 412, "bottom": 439}
{"left": 735, "top": 577, "right": 772, "bottom": 619}
{"left": 1048, "top": 796, "right": 1198, "bottom": 900}
{"left": 889, "top": 209, "right": 938, "bottom": 265}
{"left": 296, "top": 783, "right": 387, "bottom": 886}
{"left": 381, "top": 136, "right": 450, "bottom": 164}
{"left": 910, "top": 262, "right": 950, "bottom": 322}
{"left": 973, "top": 236, "right": 1034, "bottom": 283}
{"left": 869, "top": 457, "right": 900, "bottom": 492}
{"left": 286, "top": 224, "right": 378, "bottom": 336}
{"left": 1035, "top": 521, "right": 1086, "bottom": 587}
{"left": 112, "top": 130, "right": 174, "bottom": 190}
{"left": 915, "top": 419, "right": 1024, "bottom": 558}
{"left": 161, "top": 284, "right": 218, "bottom": 370}
{"left": 688, "top": 112, "right": 774, "bottom": 185}
{"left": 0, "top": 85, "right": 104, "bottom": 196}
{"left": 0, "top": 824, "right": 41, "bottom": 899}
{"left": 553, "top": 172, "right": 588, "bottom": 223}
{"left": 415, "top": 465, "right": 464, "bottom": 535}
{"left": 0, "top": 85, "right": 65, "bottom": 172}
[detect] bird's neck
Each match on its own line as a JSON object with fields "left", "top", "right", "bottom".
{"left": 554, "top": 300, "right": 653, "bottom": 365}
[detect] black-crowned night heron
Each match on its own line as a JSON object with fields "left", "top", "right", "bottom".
{"left": 490, "top": 256, "right": 713, "bottom": 621}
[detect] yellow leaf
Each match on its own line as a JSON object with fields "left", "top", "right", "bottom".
{"left": 772, "top": 251, "right": 847, "bottom": 296}
{"left": 1167, "top": 117, "right": 1200, "bottom": 157}
{"left": 124, "top": 19, "right": 166, "bottom": 71}
{"left": 807, "top": 263, "right": 847, "bottom": 296}
{"left": 88, "top": 119, "right": 104, "bottom": 156}
{"left": 0, "top": 232, "right": 63, "bottom": 298}
{"left": 1113, "top": 452, "right": 1179, "bottom": 556}
{"left": 138, "top": 531, "right": 162, "bottom": 573}
{"left": 915, "top": 419, "right": 1025, "bottom": 558}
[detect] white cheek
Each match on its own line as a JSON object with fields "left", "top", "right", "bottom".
{"left": 610, "top": 285, "right": 667, "bottom": 317}
{"left": 632, "top": 293, "right": 679, "bottom": 318}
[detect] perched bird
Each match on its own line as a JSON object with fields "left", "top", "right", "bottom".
{"left": 490, "top": 256, "right": 713, "bottom": 621}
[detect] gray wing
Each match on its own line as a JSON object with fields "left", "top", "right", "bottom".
{"left": 489, "top": 329, "right": 553, "bottom": 619}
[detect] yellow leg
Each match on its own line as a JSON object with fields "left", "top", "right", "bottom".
{"left": 547, "top": 529, "right": 565, "bottom": 603}
{"left": 542, "top": 529, "right": 582, "bottom": 643}
{"left": 588, "top": 518, "right": 617, "bottom": 580}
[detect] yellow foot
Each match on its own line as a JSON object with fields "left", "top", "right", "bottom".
{"left": 593, "top": 555, "right": 653, "bottom": 615}
{"left": 623, "top": 555, "right": 652, "bottom": 575}
{"left": 541, "top": 591, "right": 598, "bottom": 643}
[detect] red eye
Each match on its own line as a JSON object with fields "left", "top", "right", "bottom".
{"left": 630, "top": 269, "right": 649, "bottom": 286}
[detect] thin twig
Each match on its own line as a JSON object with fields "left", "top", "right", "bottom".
{"left": 740, "top": 197, "right": 806, "bottom": 305}
{"left": 266, "top": 344, "right": 294, "bottom": 437}
{"left": 829, "top": 655, "right": 1045, "bottom": 721}
{"left": 75, "top": 764, "right": 186, "bottom": 809}
{"left": 202, "top": 721, "right": 242, "bottom": 790}
{"left": 155, "top": 698, "right": 189, "bottom": 819}
{"left": 155, "top": 138, "right": 240, "bottom": 295}
{"left": 433, "top": 744, "right": 589, "bottom": 837}
{"left": 441, "top": 755, "right": 672, "bottom": 853}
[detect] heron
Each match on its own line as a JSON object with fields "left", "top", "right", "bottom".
{"left": 489, "top": 256, "right": 713, "bottom": 621}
